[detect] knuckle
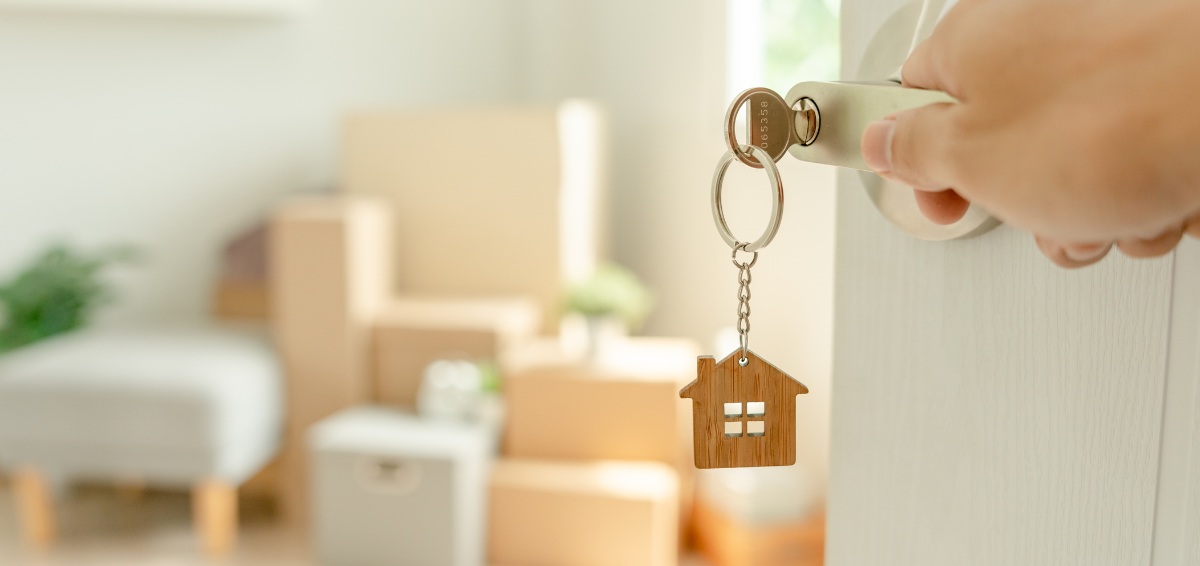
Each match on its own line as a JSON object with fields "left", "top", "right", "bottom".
{"left": 1117, "top": 234, "right": 1182, "bottom": 258}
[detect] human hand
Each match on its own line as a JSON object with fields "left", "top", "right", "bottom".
{"left": 860, "top": 0, "right": 1200, "bottom": 267}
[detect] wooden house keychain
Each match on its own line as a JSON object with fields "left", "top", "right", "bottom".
{"left": 680, "top": 89, "right": 809, "bottom": 469}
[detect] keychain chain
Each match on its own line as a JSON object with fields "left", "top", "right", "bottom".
{"left": 711, "top": 140, "right": 780, "bottom": 367}
{"left": 732, "top": 242, "right": 758, "bottom": 366}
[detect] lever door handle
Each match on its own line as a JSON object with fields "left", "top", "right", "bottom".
{"left": 784, "top": 81, "right": 956, "bottom": 171}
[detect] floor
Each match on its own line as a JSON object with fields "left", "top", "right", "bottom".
{"left": 0, "top": 481, "right": 310, "bottom": 565}
{"left": 0, "top": 480, "right": 713, "bottom": 566}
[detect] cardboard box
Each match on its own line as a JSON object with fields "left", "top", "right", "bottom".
{"left": 371, "top": 297, "right": 540, "bottom": 406}
{"left": 692, "top": 498, "right": 824, "bottom": 566}
{"left": 502, "top": 337, "right": 698, "bottom": 466}
{"left": 270, "top": 196, "right": 392, "bottom": 524}
{"left": 342, "top": 104, "right": 607, "bottom": 332}
{"left": 488, "top": 458, "right": 679, "bottom": 566}
{"left": 502, "top": 337, "right": 701, "bottom": 546}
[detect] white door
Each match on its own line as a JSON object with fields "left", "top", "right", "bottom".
{"left": 829, "top": 1, "right": 1200, "bottom": 565}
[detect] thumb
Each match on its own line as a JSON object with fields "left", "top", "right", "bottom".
{"left": 861, "top": 102, "right": 960, "bottom": 191}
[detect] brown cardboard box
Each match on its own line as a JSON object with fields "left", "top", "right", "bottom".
{"left": 692, "top": 498, "right": 825, "bottom": 566}
{"left": 502, "top": 337, "right": 700, "bottom": 546}
{"left": 342, "top": 105, "right": 607, "bottom": 332}
{"left": 502, "top": 337, "right": 698, "bottom": 466}
{"left": 371, "top": 297, "right": 540, "bottom": 406}
{"left": 488, "top": 459, "right": 679, "bottom": 566}
{"left": 270, "top": 196, "right": 391, "bottom": 524}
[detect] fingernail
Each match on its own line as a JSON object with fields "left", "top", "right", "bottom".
{"left": 1063, "top": 243, "right": 1111, "bottom": 263}
{"left": 862, "top": 119, "right": 895, "bottom": 173}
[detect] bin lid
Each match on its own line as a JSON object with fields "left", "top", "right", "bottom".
{"left": 309, "top": 406, "right": 492, "bottom": 459}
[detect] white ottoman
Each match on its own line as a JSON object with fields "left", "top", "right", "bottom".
{"left": 310, "top": 407, "right": 493, "bottom": 566}
{"left": 0, "top": 326, "right": 282, "bottom": 555}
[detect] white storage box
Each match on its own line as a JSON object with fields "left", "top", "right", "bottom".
{"left": 309, "top": 407, "right": 493, "bottom": 566}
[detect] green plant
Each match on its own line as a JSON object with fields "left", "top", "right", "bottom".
{"left": 477, "top": 359, "right": 503, "bottom": 393}
{"left": 0, "top": 244, "right": 137, "bottom": 353}
{"left": 563, "top": 263, "right": 653, "bottom": 330}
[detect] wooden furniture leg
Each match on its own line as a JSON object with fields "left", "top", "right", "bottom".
{"left": 11, "top": 467, "right": 56, "bottom": 550}
{"left": 193, "top": 479, "right": 238, "bottom": 558}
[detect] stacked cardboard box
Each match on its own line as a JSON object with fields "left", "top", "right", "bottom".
{"left": 271, "top": 197, "right": 542, "bottom": 524}
{"left": 489, "top": 337, "right": 698, "bottom": 566}
{"left": 272, "top": 198, "right": 392, "bottom": 523}
{"left": 371, "top": 297, "right": 540, "bottom": 406}
{"left": 489, "top": 459, "right": 679, "bottom": 566}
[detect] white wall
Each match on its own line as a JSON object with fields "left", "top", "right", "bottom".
{"left": 0, "top": 1, "right": 521, "bottom": 323}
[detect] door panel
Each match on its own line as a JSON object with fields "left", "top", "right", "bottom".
{"left": 1182, "top": 347, "right": 1200, "bottom": 566}
{"left": 828, "top": 164, "right": 1172, "bottom": 566}
{"left": 1154, "top": 240, "right": 1200, "bottom": 566}
{"left": 833, "top": 2, "right": 1200, "bottom": 565}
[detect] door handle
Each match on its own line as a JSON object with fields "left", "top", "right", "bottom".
{"left": 782, "top": 81, "right": 954, "bottom": 171}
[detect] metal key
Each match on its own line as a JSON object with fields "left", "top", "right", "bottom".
{"left": 725, "top": 87, "right": 818, "bottom": 168}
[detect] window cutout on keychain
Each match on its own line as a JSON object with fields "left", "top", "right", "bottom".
{"left": 724, "top": 421, "right": 743, "bottom": 437}
{"left": 747, "top": 421, "right": 765, "bottom": 437}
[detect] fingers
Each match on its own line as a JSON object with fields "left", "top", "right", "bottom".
{"left": 1035, "top": 237, "right": 1113, "bottom": 269}
{"left": 900, "top": 39, "right": 944, "bottom": 91}
{"left": 913, "top": 189, "right": 971, "bottom": 225}
{"left": 862, "top": 105, "right": 969, "bottom": 226}
{"left": 1035, "top": 225, "right": 1184, "bottom": 269}
{"left": 1186, "top": 211, "right": 1200, "bottom": 239}
{"left": 1116, "top": 224, "right": 1183, "bottom": 258}
{"left": 876, "top": 40, "right": 969, "bottom": 227}
{"left": 861, "top": 103, "right": 960, "bottom": 192}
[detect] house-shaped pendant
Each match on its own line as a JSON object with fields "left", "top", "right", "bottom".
{"left": 679, "top": 349, "right": 809, "bottom": 469}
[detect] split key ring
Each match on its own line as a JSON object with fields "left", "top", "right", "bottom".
{"left": 711, "top": 145, "right": 784, "bottom": 253}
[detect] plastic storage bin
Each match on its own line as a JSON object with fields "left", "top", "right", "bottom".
{"left": 309, "top": 407, "right": 493, "bottom": 566}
